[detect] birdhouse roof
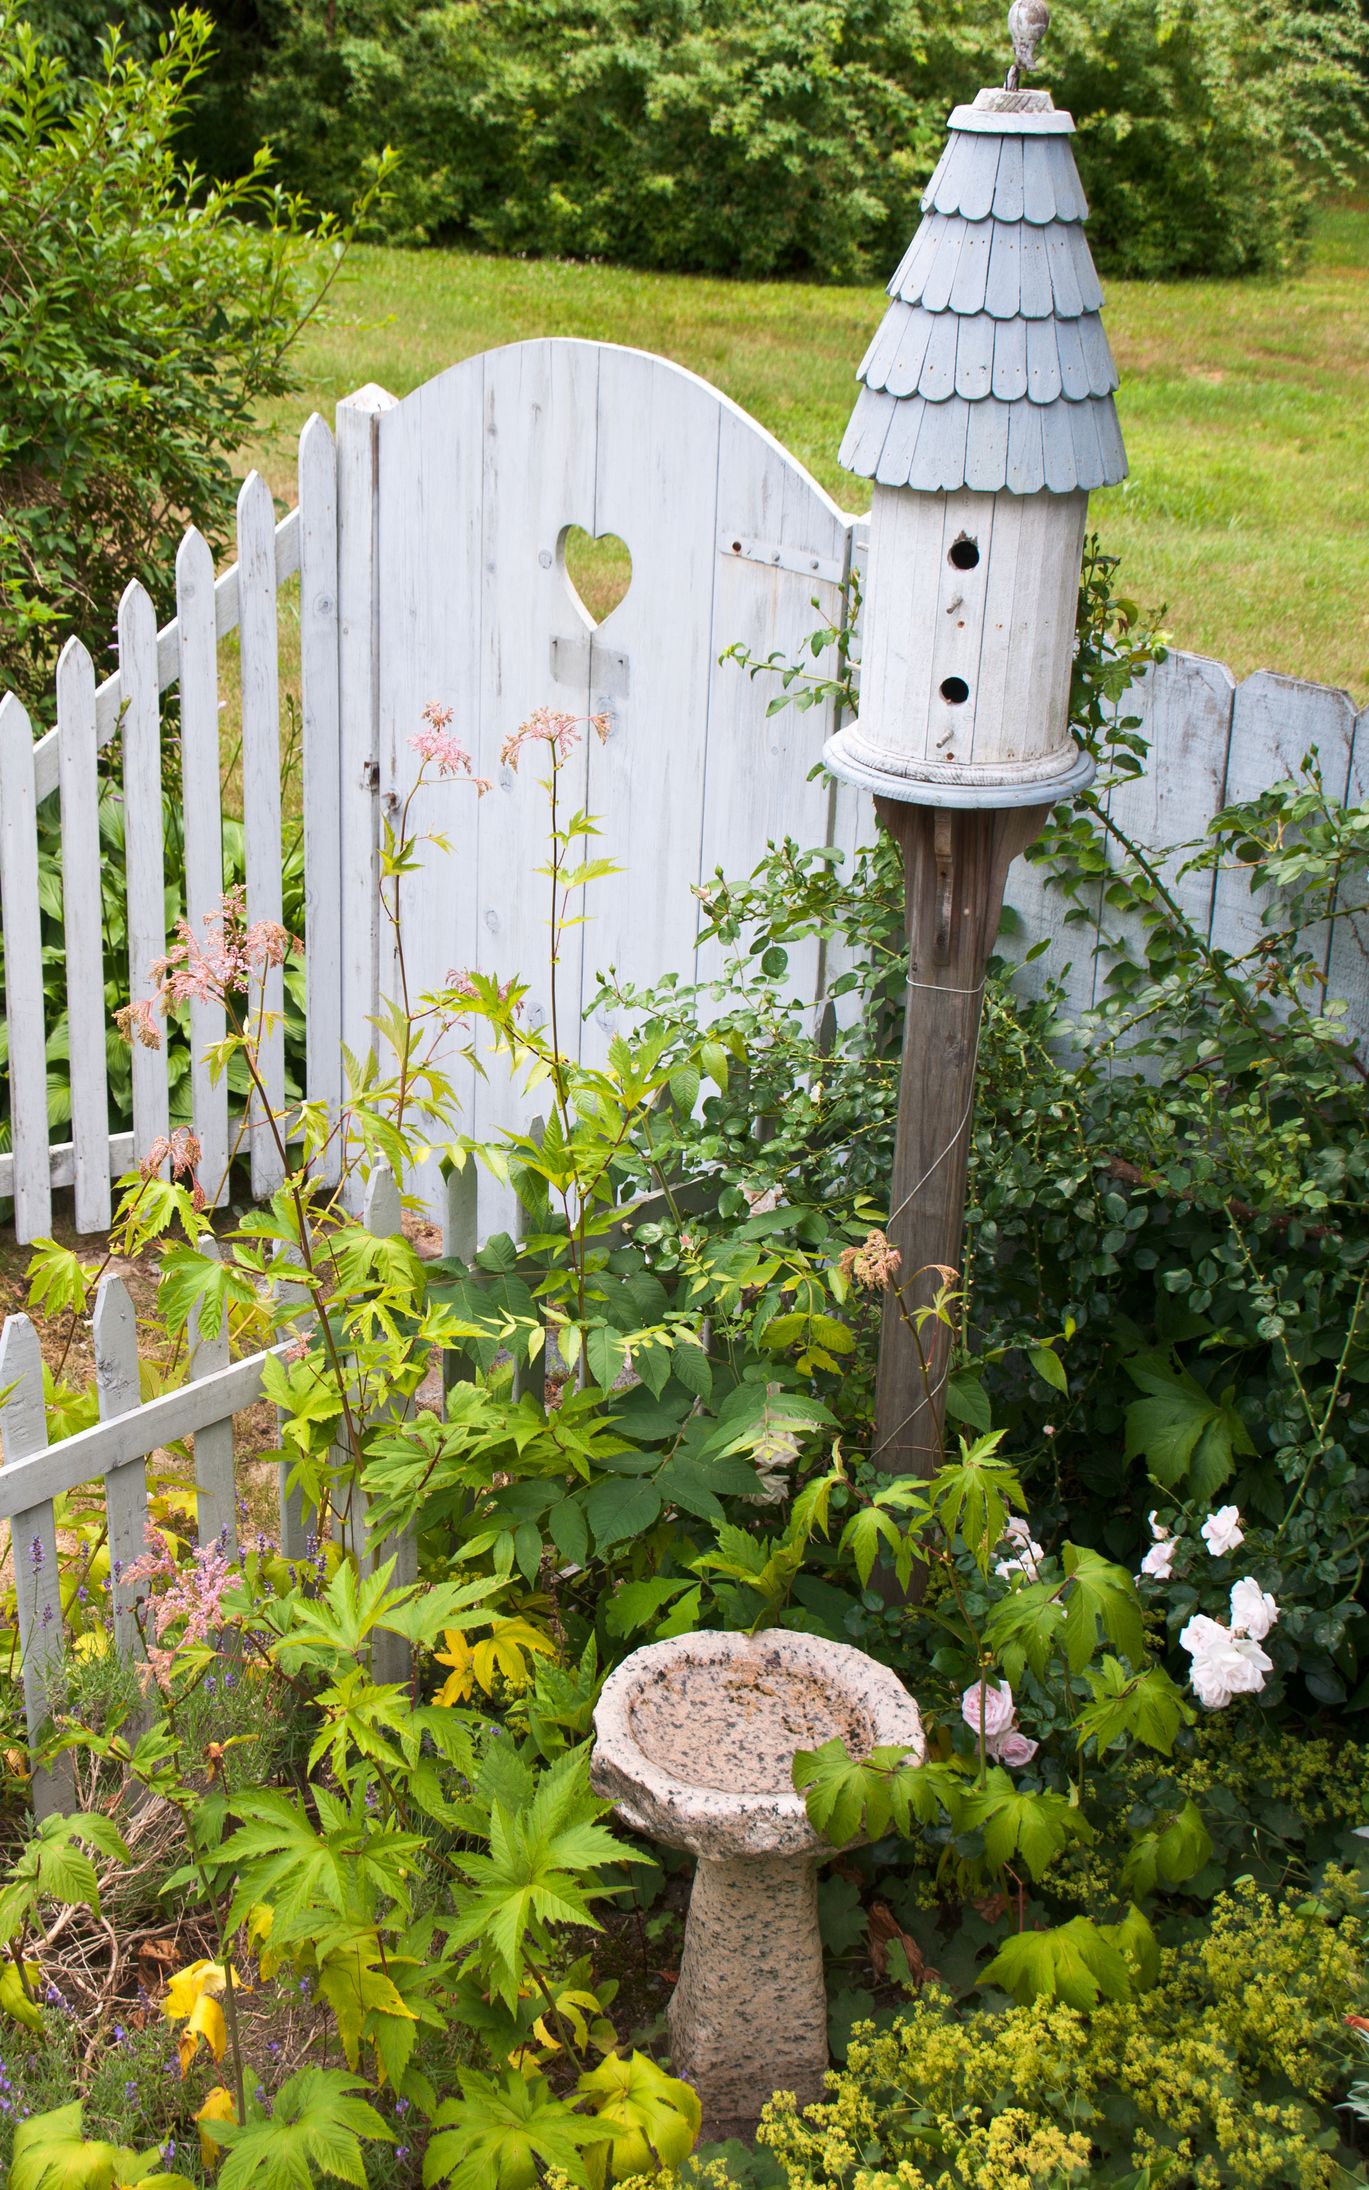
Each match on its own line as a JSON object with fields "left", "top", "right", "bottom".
{"left": 841, "top": 90, "right": 1127, "bottom": 496}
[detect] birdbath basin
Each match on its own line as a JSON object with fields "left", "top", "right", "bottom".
{"left": 591, "top": 1629, "right": 924, "bottom": 2139}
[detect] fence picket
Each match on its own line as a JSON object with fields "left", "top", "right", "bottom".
{"left": 119, "top": 581, "right": 171, "bottom": 1164}
{"left": 177, "top": 528, "right": 230, "bottom": 1205}
{"left": 0, "top": 1314, "right": 71, "bottom": 1817}
{"left": 93, "top": 1276, "right": 146, "bottom": 1657}
{"left": 189, "top": 1233, "right": 236, "bottom": 1555}
{"left": 337, "top": 386, "right": 397, "bottom": 1206}
{"left": 0, "top": 695, "right": 52, "bottom": 1241}
{"left": 300, "top": 416, "right": 342, "bottom": 1183}
{"left": 238, "top": 474, "right": 287, "bottom": 1199}
{"left": 1209, "top": 671, "right": 1358, "bottom": 1007}
{"left": 56, "top": 642, "right": 112, "bottom": 1235}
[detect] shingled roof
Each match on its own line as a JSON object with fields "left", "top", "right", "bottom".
{"left": 840, "top": 90, "right": 1127, "bottom": 496}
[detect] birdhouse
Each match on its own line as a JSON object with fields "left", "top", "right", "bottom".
{"left": 825, "top": 85, "right": 1127, "bottom": 809}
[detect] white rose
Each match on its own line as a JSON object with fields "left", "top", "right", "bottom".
{"left": 1148, "top": 1510, "right": 1171, "bottom": 1542}
{"left": 1139, "top": 1538, "right": 1176, "bottom": 1582}
{"left": 1180, "top": 1613, "right": 1272, "bottom": 1708}
{"left": 994, "top": 1517, "right": 1045, "bottom": 1582}
{"left": 1201, "top": 1505, "right": 1244, "bottom": 1558}
{"left": 962, "top": 1679, "right": 1016, "bottom": 1742}
{"left": 1229, "top": 1577, "right": 1279, "bottom": 1641}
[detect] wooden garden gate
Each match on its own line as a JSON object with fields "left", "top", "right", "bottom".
{"left": 334, "top": 341, "right": 860, "bottom": 1233}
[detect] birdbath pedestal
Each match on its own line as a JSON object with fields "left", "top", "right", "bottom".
{"left": 591, "top": 1631, "right": 924, "bottom": 2141}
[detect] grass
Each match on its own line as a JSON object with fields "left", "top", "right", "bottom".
{"left": 242, "top": 200, "right": 1369, "bottom": 701}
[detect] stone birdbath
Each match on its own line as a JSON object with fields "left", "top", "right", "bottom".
{"left": 590, "top": 1629, "right": 924, "bottom": 2140}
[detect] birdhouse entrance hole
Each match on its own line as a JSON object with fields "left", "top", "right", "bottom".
{"left": 561, "top": 524, "right": 633, "bottom": 625}
{"left": 948, "top": 536, "right": 980, "bottom": 571}
{"left": 939, "top": 676, "right": 970, "bottom": 705}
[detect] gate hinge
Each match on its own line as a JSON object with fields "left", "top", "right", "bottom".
{"left": 718, "top": 534, "right": 845, "bottom": 587}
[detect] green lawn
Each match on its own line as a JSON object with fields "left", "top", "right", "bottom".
{"left": 245, "top": 202, "right": 1369, "bottom": 701}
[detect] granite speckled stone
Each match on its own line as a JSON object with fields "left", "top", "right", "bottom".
{"left": 590, "top": 1630, "right": 925, "bottom": 2140}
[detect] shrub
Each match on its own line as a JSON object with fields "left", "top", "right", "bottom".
{"left": 186, "top": 0, "right": 1369, "bottom": 281}
{"left": 0, "top": 5, "right": 354, "bottom": 716}
{"left": 742, "top": 1882, "right": 1363, "bottom": 2189}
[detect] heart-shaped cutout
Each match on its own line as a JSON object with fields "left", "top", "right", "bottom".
{"left": 561, "top": 525, "right": 632, "bottom": 626}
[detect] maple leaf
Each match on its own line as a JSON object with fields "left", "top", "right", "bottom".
{"left": 204, "top": 2067, "right": 392, "bottom": 2190}
{"left": 576, "top": 2051, "right": 701, "bottom": 2181}
{"left": 424, "top": 2070, "right": 604, "bottom": 2190}
{"left": 449, "top": 1752, "right": 633, "bottom": 2008}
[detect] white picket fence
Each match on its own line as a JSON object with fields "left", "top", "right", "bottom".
{"left": 0, "top": 1164, "right": 408, "bottom": 1817}
{"left": 0, "top": 439, "right": 335, "bottom": 1241}
{"left": 1, "top": 338, "right": 1367, "bottom": 1814}
{"left": 1004, "top": 649, "right": 1369, "bottom": 1033}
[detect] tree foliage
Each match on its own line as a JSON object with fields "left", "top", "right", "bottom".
{"left": 182, "top": 0, "right": 1369, "bottom": 282}
{"left": 0, "top": 6, "right": 361, "bottom": 713}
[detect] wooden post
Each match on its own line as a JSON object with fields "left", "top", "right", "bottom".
{"left": 871, "top": 799, "right": 1048, "bottom": 1482}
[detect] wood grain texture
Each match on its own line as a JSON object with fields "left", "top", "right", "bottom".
{"left": 93, "top": 1275, "right": 146, "bottom": 1657}
{"left": 238, "top": 473, "right": 287, "bottom": 1198}
{"left": 0, "top": 1313, "right": 71, "bottom": 1815}
{"left": 337, "top": 385, "right": 398, "bottom": 1212}
{"left": 118, "top": 581, "right": 171, "bottom": 1164}
{"left": 371, "top": 341, "right": 858, "bottom": 1233}
{"left": 56, "top": 641, "right": 111, "bottom": 1234}
{"left": 299, "top": 414, "right": 343, "bottom": 1180}
{"left": 176, "top": 528, "right": 230, "bottom": 1205}
{"left": 0, "top": 694, "right": 52, "bottom": 1241}
{"left": 873, "top": 799, "right": 1048, "bottom": 1487}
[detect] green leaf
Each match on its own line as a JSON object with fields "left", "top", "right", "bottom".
{"left": 959, "top": 1770, "right": 1089, "bottom": 1881}
{"left": 1076, "top": 1657, "right": 1190, "bottom": 1757}
{"left": 1121, "top": 1799, "right": 1213, "bottom": 1897}
{"left": 1029, "top": 1345, "right": 1068, "bottom": 1395}
{"left": 206, "top": 2067, "right": 392, "bottom": 2190}
{"left": 157, "top": 1243, "right": 259, "bottom": 1340}
{"left": 424, "top": 2070, "right": 604, "bottom": 2190}
{"left": 547, "top": 1494, "right": 589, "bottom": 1567}
{"left": 1059, "top": 1544, "right": 1146, "bottom": 1674}
{"left": 982, "top": 1916, "right": 1133, "bottom": 2010}
{"left": 945, "top": 1371, "right": 991, "bottom": 1431}
{"left": 603, "top": 1577, "right": 695, "bottom": 1638}
{"left": 584, "top": 1476, "right": 661, "bottom": 1552}
{"left": 1123, "top": 1351, "right": 1254, "bottom": 1501}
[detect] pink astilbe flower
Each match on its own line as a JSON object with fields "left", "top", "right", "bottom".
{"left": 500, "top": 707, "right": 610, "bottom": 772}
{"left": 837, "top": 1229, "right": 902, "bottom": 1293}
{"left": 410, "top": 701, "right": 493, "bottom": 792}
{"left": 147, "top": 886, "right": 295, "bottom": 1016}
{"left": 115, "top": 999, "right": 162, "bottom": 1050}
{"left": 122, "top": 1523, "right": 239, "bottom": 1691}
